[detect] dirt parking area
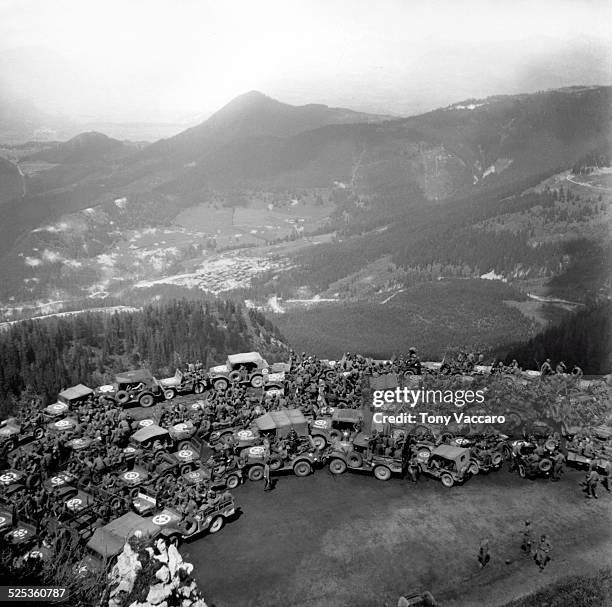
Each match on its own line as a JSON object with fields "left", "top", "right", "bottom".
{"left": 184, "top": 467, "right": 611, "bottom": 607}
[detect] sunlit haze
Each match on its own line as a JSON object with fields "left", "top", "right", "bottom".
{"left": 1, "top": 0, "right": 611, "bottom": 128}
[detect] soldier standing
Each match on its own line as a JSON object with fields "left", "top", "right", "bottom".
{"left": 520, "top": 520, "right": 532, "bottom": 555}
{"left": 478, "top": 537, "right": 491, "bottom": 568}
{"left": 551, "top": 451, "right": 565, "bottom": 482}
{"left": 263, "top": 459, "right": 272, "bottom": 491}
{"left": 534, "top": 534, "right": 552, "bottom": 571}
{"left": 585, "top": 465, "right": 599, "bottom": 499}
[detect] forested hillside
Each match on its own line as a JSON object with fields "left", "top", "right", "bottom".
{"left": 505, "top": 300, "right": 611, "bottom": 374}
{"left": 0, "top": 299, "right": 287, "bottom": 414}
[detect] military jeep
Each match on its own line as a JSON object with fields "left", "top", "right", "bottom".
{"left": 418, "top": 444, "right": 475, "bottom": 487}
{"left": 96, "top": 369, "right": 162, "bottom": 408}
{"left": 208, "top": 352, "right": 269, "bottom": 391}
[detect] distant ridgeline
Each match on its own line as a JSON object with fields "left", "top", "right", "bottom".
{"left": 0, "top": 299, "right": 287, "bottom": 414}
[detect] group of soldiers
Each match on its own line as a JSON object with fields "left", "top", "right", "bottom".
{"left": 478, "top": 521, "right": 553, "bottom": 572}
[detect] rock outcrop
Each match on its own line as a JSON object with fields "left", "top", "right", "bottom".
{"left": 107, "top": 532, "right": 208, "bottom": 607}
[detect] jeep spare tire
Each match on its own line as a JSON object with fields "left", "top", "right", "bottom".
{"left": 250, "top": 374, "right": 264, "bottom": 388}
{"left": 538, "top": 458, "right": 553, "bottom": 473}
{"left": 312, "top": 435, "right": 327, "bottom": 450}
{"left": 213, "top": 378, "right": 229, "bottom": 392}
{"left": 229, "top": 371, "right": 242, "bottom": 383}
{"left": 347, "top": 451, "right": 363, "bottom": 468}
{"left": 115, "top": 391, "right": 130, "bottom": 404}
{"left": 268, "top": 456, "right": 283, "bottom": 471}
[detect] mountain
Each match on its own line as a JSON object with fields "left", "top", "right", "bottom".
{"left": 0, "top": 85, "right": 609, "bottom": 359}
{"left": 23, "top": 132, "right": 130, "bottom": 164}
{"left": 135, "top": 90, "right": 389, "bottom": 168}
{"left": 114, "top": 86, "right": 610, "bottom": 201}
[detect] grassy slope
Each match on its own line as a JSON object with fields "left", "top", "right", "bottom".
{"left": 274, "top": 279, "right": 535, "bottom": 359}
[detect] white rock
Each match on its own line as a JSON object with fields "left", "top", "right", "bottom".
{"left": 155, "top": 565, "right": 170, "bottom": 583}
{"left": 167, "top": 544, "right": 183, "bottom": 577}
{"left": 146, "top": 584, "right": 172, "bottom": 605}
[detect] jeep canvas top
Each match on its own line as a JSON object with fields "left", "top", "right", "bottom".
{"left": 254, "top": 409, "right": 308, "bottom": 437}
{"left": 115, "top": 369, "right": 156, "bottom": 385}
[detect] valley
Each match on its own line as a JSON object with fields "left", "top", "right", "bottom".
{"left": 0, "top": 86, "right": 609, "bottom": 359}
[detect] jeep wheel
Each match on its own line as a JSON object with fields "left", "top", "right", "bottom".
{"left": 312, "top": 435, "right": 327, "bottom": 450}
{"left": 248, "top": 466, "right": 264, "bottom": 482}
{"left": 4, "top": 439, "right": 16, "bottom": 453}
{"left": 329, "top": 429, "right": 343, "bottom": 442}
{"left": 293, "top": 461, "right": 312, "bottom": 477}
{"left": 34, "top": 427, "right": 45, "bottom": 440}
{"left": 163, "top": 388, "right": 176, "bottom": 400}
{"left": 374, "top": 465, "right": 392, "bottom": 481}
{"left": 468, "top": 461, "right": 479, "bottom": 475}
{"left": 250, "top": 374, "right": 264, "bottom": 388}
{"left": 213, "top": 378, "right": 229, "bottom": 392}
{"left": 209, "top": 516, "right": 224, "bottom": 534}
{"left": 194, "top": 382, "right": 205, "bottom": 394}
{"left": 518, "top": 464, "right": 527, "bottom": 479}
{"left": 329, "top": 458, "right": 347, "bottom": 475}
{"left": 491, "top": 452, "right": 503, "bottom": 467}
{"left": 226, "top": 474, "right": 240, "bottom": 489}
{"left": 441, "top": 473, "right": 454, "bottom": 488}
{"left": 139, "top": 393, "right": 155, "bottom": 408}
{"left": 180, "top": 464, "right": 192, "bottom": 476}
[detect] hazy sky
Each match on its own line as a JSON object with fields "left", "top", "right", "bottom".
{"left": 1, "top": 0, "right": 610, "bottom": 123}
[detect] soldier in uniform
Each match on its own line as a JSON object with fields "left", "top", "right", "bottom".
{"left": 555, "top": 361, "right": 567, "bottom": 375}
{"left": 520, "top": 520, "right": 532, "bottom": 555}
{"left": 263, "top": 459, "right": 272, "bottom": 491}
{"left": 551, "top": 451, "right": 565, "bottom": 482}
{"left": 534, "top": 534, "right": 552, "bottom": 570}
{"left": 585, "top": 465, "right": 599, "bottom": 499}
{"left": 540, "top": 359, "right": 554, "bottom": 376}
{"left": 478, "top": 537, "right": 491, "bottom": 568}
